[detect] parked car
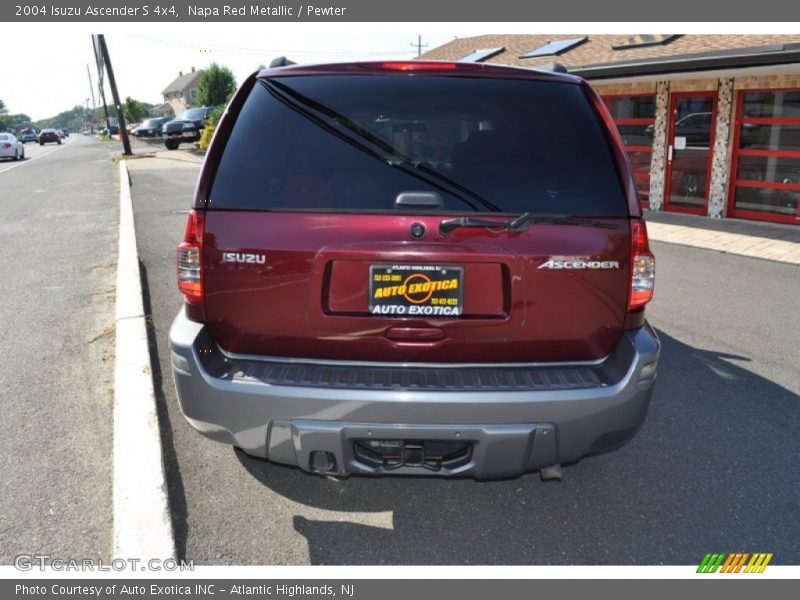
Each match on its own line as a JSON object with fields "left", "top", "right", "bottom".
{"left": 169, "top": 61, "right": 659, "bottom": 480}
{"left": 38, "top": 128, "right": 60, "bottom": 145}
{"left": 19, "top": 128, "right": 37, "bottom": 143}
{"left": 135, "top": 117, "right": 170, "bottom": 138}
{"left": 56, "top": 129, "right": 65, "bottom": 139}
{"left": 0, "top": 132, "right": 25, "bottom": 161}
{"left": 162, "top": 106, "right": 214, "bottom": 150}
{"left": 673, "top": 112, "right": 713, "bottom": 147}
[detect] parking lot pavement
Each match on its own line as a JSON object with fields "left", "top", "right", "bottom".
{"left": 127, "top": 156, "right": 799, "bottom": 565}
{"left": 125, "top": 133, "right": 205, "bottom": 163}
{"left": 0, "top": 135, "right": 117, "bottom": 562}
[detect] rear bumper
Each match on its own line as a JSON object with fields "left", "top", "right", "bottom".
{"left": 169, "top": 309, "right": 660, "bottom": 479}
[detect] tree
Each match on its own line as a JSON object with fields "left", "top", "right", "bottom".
{"left": 196, "top": 63, "right": 236, "bottom": 107}
{"left": 1, "top": 112, "right": 31, "bottom": 132}
{"left": 0, "top": 98, "right": 7, "bottom": 115}
{"left": 123, "top": 96, "right": 148, "bottom": 123}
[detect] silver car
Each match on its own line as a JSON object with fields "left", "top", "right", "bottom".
{"left": 19, "top": 128, "right": 37, "bottom": 143}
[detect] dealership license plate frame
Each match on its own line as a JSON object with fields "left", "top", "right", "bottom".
{"left": 368, "top": 264, "right": 464, "bottom": 317}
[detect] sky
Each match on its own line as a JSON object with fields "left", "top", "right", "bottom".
{"left": 2, "top": 22, "right": 794, "bottom": 121}
{"left": 1, "top": 24, "right": 476, "bottom": 120}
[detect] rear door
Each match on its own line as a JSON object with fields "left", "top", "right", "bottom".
{"left": 200, "top": 70, "right": 632, "bottom": 363}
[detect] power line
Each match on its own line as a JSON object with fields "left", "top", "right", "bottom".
{"left": 123, "top": 33, "right": 418, "bottom": 56}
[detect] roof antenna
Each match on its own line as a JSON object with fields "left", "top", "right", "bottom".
{"left": 269, "top": 56, "right": 296, "bottom": 68}
{"left": 539, "top": 61, "right": 569, "bottom": 73}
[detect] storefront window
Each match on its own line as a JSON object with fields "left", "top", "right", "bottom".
{"left": 604, "top": 94, "right": 656, "bottom": 207}
{"left": 739, "top": 124, "right": 800, "bottom": 152}
{"left": 730, "top": 90, "right": 800, "bottom": 223}
{"left": 741, "top": 90, "right": 800, "bottom": 119}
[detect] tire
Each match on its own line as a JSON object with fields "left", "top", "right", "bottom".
{"left": 165, "top": 139, "right": 179, "bottom": 150}
{"left": 57, "top": 140, "right": 61, "bottom": 145}
{"left": 39, "top": 142, "right": 44, "bottom": 146}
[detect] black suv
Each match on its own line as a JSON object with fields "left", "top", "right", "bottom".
{"left": 135, "top": 117, "right": 170, "bottom": 138}
{"left": 162, "top": 106, "right": 214, "bottom": 150}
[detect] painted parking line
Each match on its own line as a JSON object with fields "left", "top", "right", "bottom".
{"left": 0, "top": 137, "right": 75, "bottom": 175}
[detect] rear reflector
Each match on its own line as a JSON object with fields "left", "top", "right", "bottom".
{"left": 177, "top": 210, "right": 204, "bottom": 305}
{"left": 378, "top": 62, "right": 458, "bottom": 71}
{"left": 629, "top": 219, "right": 655, "bottom": 310}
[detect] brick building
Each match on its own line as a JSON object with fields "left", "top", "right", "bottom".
{"left": 422, "top": 35, "right": 800, "bottom": 225}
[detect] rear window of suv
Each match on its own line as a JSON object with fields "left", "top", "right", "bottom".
{"left": 209, "top": 74, "right": 628, "bottom": 215}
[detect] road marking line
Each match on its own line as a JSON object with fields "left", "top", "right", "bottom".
{"left": 0, "top": 137, "right": 75, "bottom": 175}
{"left": 113, "top": 160, "right": 176, "bottom": 560}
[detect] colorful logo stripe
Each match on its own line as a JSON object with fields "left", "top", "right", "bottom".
{"left": 697, "top": 552, "right": 773, "bottom": 573}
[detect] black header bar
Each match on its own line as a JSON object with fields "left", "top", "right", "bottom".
{"left": 4, "top": 0, "right": 800, "bottom": 22}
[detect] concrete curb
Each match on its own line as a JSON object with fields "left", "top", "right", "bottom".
{"left": 113, "top": 161, "right": 176, "bottom": 559}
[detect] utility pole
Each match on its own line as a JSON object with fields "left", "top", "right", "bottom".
{"left": 86, "top": 65, "right": 97, "bottom": 132}
{"left": 92, "top": 35, "right": 111, "bottom": 132}
{"left": 86, "top": 64, "right": 97, "bottom": 113}
{"left": 96, "top": 34, "right": 132, "bottom": 155}
{"left": 411, "top": 34, "right": 428, "bottom": 57}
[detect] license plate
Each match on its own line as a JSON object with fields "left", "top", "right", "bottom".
{"left": 369, "top": 265, "right": 463, "bottom": 317}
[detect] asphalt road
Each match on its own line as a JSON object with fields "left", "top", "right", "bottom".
{"left": 0, "top": 135, "right": 118, "bottom": 563}
{"left": 0, "top": 137, "right": 72, "bottom": 175}
{"left": 128, "top": 155, "right": 800, "bottom": 565}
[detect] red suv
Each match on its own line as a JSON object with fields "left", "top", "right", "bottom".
{"left": 169, "top": 61, "right": 659, "bottom": 480}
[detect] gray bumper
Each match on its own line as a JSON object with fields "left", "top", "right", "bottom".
{"left": 169, "top": 309, "right": 660, "bottom": 479}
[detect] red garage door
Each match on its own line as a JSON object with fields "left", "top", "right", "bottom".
{"left": 603, "top": 94, "right": 656, "bottom": 208}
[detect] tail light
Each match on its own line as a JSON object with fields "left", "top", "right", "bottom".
{"left": 2, "top": 143, "right": 10, "bottom": 149}
{"left": 629, "top": 219, "right": 655, "bottom": 310}
{"left": 177, "top": 210, "right": 204, "bottom": 305}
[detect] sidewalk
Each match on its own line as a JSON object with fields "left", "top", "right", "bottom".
{"left": 645, "top": 210, "right": 800, "bottom": 266}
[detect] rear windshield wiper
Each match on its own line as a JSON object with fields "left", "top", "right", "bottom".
{"left": 439, "top": 212, "right": 621, "bottom": 235}
{"left": 261, "top": 78, "right": 502, "bottom": 213}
